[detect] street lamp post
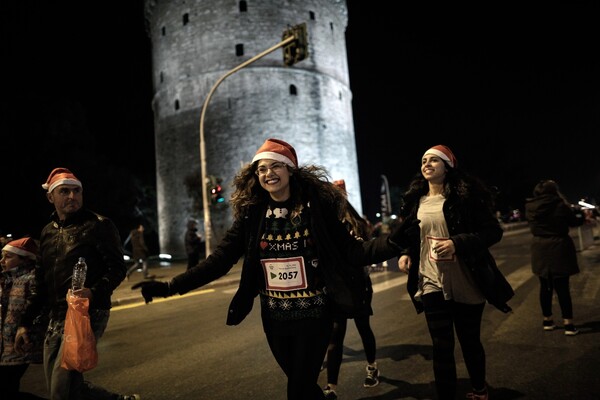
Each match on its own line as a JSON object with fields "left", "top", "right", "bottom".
{"left": 199, "top": 23, "right": 308, "bottom": 256}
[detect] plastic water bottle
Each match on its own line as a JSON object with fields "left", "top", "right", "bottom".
{"left": 72, "top": 257, "right": 87, "bottom": 291}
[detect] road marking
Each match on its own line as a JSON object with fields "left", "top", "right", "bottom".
{"left": 112, "top": 288, "right": 215, "bottom": 311}
{"left": 373, "top": 275, "right": 407, "bottom": 294}
{"left": 372, "top": 260, "right": 537, "bottom": 300}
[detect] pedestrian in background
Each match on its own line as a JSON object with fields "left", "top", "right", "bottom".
{"left": 184, "top": 219, "right": 203, "bottom": 270}
{"left": 1, "top": 237, "right": 44, "bottom": 399}
{"left": 15, "top": 167, "right": 139, "bottom": 400}
{"left": 133, "top": 138, "right": 416, "bottom": 400}
{"left": 126, "top": 223, "right": 152, "bottom": 280}
{"left": 322, "top": 180, "right": 380, "bottom": 400}
{"left": 525, "top": 179, "right": 584, "bottom": 335}
{"left": 397, "top": 145, "right": 513, "bottom": 400}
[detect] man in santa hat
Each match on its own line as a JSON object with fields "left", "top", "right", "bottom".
{"left": 16, "top": 167, "right": 140, "bottom": 400}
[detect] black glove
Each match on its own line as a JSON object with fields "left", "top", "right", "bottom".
{"left": 131, "top": 281, "right": 171, "bottom": 304}
{"left": 389, "top": 218, "right": 421, "bottom": 249}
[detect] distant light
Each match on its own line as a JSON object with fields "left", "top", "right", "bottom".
{"left": 6, "top": 233, "right": 12, "bottom": 238}
{"left": 123, "top": 255, "right": 131, "bottom": 261}
{"left": 375, "top": 212, "right": 381, "bottom": 218}
{"left": 159, "top": 253, "right": 172, "bottom": 260}
{"left": 578, "top": 200, "right": 595, "bottom": 209}
{"left": 390, "top": 214, "right": 398, "bottom": 220}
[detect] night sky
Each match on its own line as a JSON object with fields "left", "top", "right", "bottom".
{"left": 2, "top": 1, "right": 599, "bottom": 237}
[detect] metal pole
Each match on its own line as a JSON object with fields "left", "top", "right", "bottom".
{"left": 199, "top": 35, "right": 296, "bottom": 256}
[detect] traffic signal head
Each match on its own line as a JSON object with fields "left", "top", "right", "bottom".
{"left": 211, "top": 185, "right": 224, "bottom": 203}
{"left": 282, "top": 23, "right": 308, "bottom": 66}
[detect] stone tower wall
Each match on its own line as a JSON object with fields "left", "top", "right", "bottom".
{"left": 145, "top": 0, "right": 360, "bottom": 257}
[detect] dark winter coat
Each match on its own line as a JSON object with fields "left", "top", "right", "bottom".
{"left": 21, "top": 208, "right": 126, "bottom": 326}
{"left": 184, "top": 227, "right": 202, "bottom": 256}
{"left": 401, "top": 191, "right": 513, "bottom": 313}
{"left": 170, "top": 184, "right": 403, "bottom": 326}
{"left": 525, "top": 194, "right": 584, "bottom": 278}
{"left": 130, "top": 229, "right": 148, "bottom": 261}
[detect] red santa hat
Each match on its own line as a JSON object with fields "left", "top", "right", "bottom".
{"left": 423, "top": 145, "right": 457, "bottom": 168}
{"left": 251, "top": 138, "right": 298, "bottom": 167}
{"left": 333, "top": 179, "right": 347, "bottom": 195}
{"left": 2, "top": 237, "right": 38, "bottom": 260}
{"left": 41, "top": 167, "right": 82, "bottom": 193}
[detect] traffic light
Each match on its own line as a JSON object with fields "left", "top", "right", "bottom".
{"left": 211, "top": 184, "right": 224, "bottom": 204}
{"left": 282, "top": 23, "right": 308, "bottom": 66}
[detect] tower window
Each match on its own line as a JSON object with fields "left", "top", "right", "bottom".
{"left": 160, "top": 71, "right": 164, "bottom": 83}
{"left": 239, "top": 1, "right": 247, "bottom": 12}
{"left": 235, "top": 44, "right": 244, "bottom": 56}
{"left": 289, "top": 85, "right": 297, "bottom": 96}
{"left": 309, "top": 11, "right": 315, "bottom": 20}
{"left": 175, "top": 100, "right": 180, "bottom": 110}
{"left": 330, "top": 22, "right": 334, "bottom": 32}
{"left": 339, "top": 91, "right": 342, "bottom": 100}
{"left": 183, "top": 13, "right": 189, "bottom": 25}
{"left": 161, "top": 26, "right": 166, "bottom": 36}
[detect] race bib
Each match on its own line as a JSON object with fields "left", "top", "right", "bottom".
{"left": 261, "top": 257, "right": 307, "bottom": 291}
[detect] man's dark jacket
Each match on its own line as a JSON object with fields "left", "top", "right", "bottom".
{"left": 21, "top": 208, "right": 126, "bottom": 326}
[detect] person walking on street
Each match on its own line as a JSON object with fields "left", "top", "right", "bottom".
{"left": 184, "top": 219, "right": 203, "bottom": 270}
{"left": 397, "top": 145, "right": 513, "bottom": 400}
{"left": 1, "top": 237, "right": 45, "bottom": 399}
{"left": 15, "top": 167, "right": 140, "bottom": 400}
{"left": 133, "top": 138, "right": 416, "bottom": 400}
{"left": 322, "top": 180, "right": 380, "bottom": 400}
{"left": 126, "top": 223, "right": 152, "bottom": 280}
{"left": 525, "top": 179, "right": 584, "bottom": 336}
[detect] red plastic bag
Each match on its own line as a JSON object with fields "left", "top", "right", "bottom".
{"left": 60, "top": 291, "right": 98, "bottom": 372}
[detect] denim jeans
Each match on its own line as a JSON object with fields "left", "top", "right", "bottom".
{"left": 44, "top": 309, "right": 120, "bottom": 400}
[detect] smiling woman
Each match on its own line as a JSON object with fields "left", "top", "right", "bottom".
{"left": 131, "top": 137, "right": 419, "bottom": 400}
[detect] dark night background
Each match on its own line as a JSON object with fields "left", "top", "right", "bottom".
{"left": 1, "top": 1, "right": 599, "bottom": 244}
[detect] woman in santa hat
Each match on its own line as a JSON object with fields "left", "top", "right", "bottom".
{"left": 133, "top": 138, "right": 417, "bottom": 400}
{"left": 396, "top": 145, "right": 514, "bottom": 400}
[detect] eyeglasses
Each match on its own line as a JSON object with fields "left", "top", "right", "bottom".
{"left": 255, "top": 162, "right": 287, "bottom": 176}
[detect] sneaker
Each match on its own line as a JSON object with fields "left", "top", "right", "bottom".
{"left": 119, "top": 395, "right": 141, "bottom": 400}
{"left": 466, "top": 387, "right": 489, "bottom": 400}
{"left": 564, "top": 324, "right": 579, "bottom": 336}
{"left": 543, "top": 320, "right": 555, "bottom": 331}
{"left": 323, "top": 386, "right": 338, "bottom": 399}
{"left": 364, "top": 364, "right": 379, "bottom": 387}
{"left": 466, "top": 391, "right": 488, "bottom": 400}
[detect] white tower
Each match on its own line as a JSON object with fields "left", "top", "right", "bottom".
{"left": 144, "top": 0, "right": 360, "bottom": 257}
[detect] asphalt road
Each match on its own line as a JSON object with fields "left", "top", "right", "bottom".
{"left": 21, "top": 226, "right": 600, "bottom": 399}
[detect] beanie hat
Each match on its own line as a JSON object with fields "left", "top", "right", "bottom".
{"left": 41, "top": 167, "right": 82, "bottom": 193}
{"left": 251, "top": 138, "right": 298, "bottom": 168}
{"left": 2, "top": 237, "right": 38, "bottom": 260}
{"left": 423, "top": 145, "right": 457, "bottom": 168}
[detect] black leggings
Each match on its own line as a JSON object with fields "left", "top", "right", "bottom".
{"left": 265, "top": 317, "right": 332, "bottom": 400}
{"left": 421, "top": 292, "right": 486, "bottom": 400}
{"left": 539, "top": 275, "right": 573, "bottom": 319}
{"left": 326, "top": 314, "right": 376, "bottom": 385}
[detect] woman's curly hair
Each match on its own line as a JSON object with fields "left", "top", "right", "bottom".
{"left": 229, "top": 162, "right": 348, "bottom": 224}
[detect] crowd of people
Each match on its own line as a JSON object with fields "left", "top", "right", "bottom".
{"left": 2, "top": 139, "right": 592, "bottom": 400}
